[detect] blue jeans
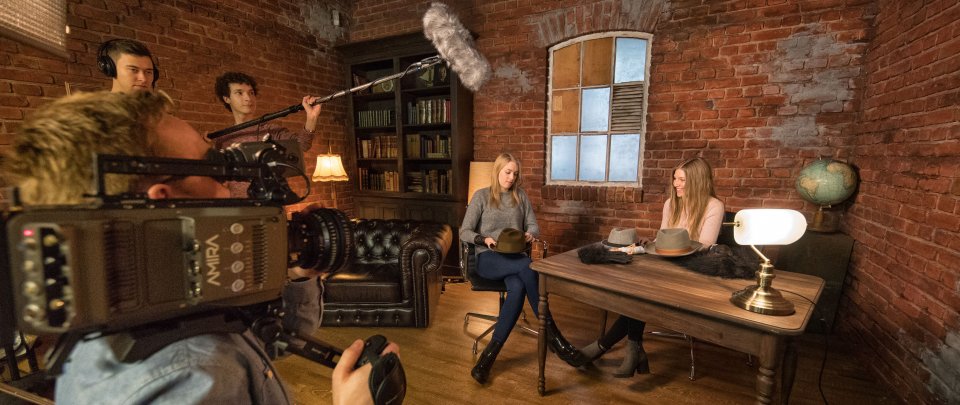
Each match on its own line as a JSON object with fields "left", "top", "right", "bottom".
{"left": 476, "top": 251, "right": 539, "bottom": 344}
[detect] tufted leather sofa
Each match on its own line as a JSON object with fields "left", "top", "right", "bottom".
{"left": 322, "top": 219, "right": 452, "bottom": 327}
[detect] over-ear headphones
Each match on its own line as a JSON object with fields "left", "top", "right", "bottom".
{"left": 97, "top": 39, "right": 161, "bottom": 88}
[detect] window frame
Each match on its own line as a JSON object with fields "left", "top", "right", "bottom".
{"left": 545, "top": 31, "right": 653, "bottom": 187}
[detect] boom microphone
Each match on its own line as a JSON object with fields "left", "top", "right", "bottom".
{"left": 208, "top": 2, "right": 491, "bottom": 140}
{"left": 422, "top": 2, "right": 491, "bottom": 92}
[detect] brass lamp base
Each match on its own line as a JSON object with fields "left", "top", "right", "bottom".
{"left": 730, "top": 285, "right": 795, "bottom": 316}
{"left": 730, "top": 255, "right": 796, "bottom": 316}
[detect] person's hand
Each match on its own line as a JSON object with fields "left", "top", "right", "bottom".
{"left": 524, "top": 232, "right": 534, "bottom": 242}
{"left": 484, "top": 237, "right": 496, "bottom": 249}
{"left": 302, "top": 95, "right": 322, "bottom": 131}
{"left": 332, "top": 339, "right": 400, "bottom": 405}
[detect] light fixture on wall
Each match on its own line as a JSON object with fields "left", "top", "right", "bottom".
{"left": 466, "top": 161, "right": 494, "bottom": 207}
{"left": 728, "top": 209, "right": 808, "bottom": 316}
{"left": 312, "top": 152, "right": 348, "bottom": 209}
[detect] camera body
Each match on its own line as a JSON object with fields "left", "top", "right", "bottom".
{"left": 1, "top": 139, "right": 351, "bottom": 342}
{"left": 4, "top": 204, "right": 288, "bottom": 336}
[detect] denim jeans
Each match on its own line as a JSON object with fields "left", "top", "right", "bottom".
{"left": 476, "top": 251, "right": 539, "bottom": 344}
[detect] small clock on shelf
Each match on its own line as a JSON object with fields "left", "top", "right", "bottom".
{"left": 372, "top": 79, "right": 395, "bottom": 93}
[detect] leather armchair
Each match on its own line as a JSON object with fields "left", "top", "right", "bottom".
{"left": 321, "top": 219, "right": 452, "bottom": 328}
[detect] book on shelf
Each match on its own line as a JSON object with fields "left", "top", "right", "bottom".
{"left": 358, "top": 135, "right": 398, "bottom": 159}
{"left": 356, "top": 109, "right": 395, "bottom": 128}
{"left": 405, "top": 168, "right": 452, "bottom": 194}
{"left": 406, "top": 97, "right": 451, "bottom": 125}
{"left": 404, "top": 132, "right": 450, "bottom": 159}
{"left": 358, "top": 167, "right": 400, "bottom": 192}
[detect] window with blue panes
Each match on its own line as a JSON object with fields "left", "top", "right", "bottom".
{"left": 547, "top": 32, "right": 652, "bottom": 186}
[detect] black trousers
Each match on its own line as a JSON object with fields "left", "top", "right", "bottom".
{"left": 599, "top": 315, "right": 646, "bottom": 348}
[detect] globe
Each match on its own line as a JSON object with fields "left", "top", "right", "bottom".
{"left": 796, "top": 159, "right": 858, "bottom": 206}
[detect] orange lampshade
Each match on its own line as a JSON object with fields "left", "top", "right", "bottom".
{"left": 312, "top": 154, "right": 348, "bottom": 182}
{"left": 467, "top": 161, "right": 494, "bottom": 205}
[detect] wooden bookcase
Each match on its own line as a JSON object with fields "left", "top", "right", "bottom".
{"left": 338, "top": 33, "right": 474, "bottom": 278}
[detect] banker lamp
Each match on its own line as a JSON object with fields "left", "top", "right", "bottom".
{"left": 466, "top": 161, "right": 494, "bottom": 206}
{"left": 312, "top": 153, "right": 348, "bottom": 208}
{"left": 728, "top": 209, "right": 807, "bottom": 316}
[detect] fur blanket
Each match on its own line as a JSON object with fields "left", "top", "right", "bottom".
{"left": 670, "top": 244, "right": 758, "bottom": 279}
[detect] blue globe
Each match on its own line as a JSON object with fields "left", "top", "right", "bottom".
{"left": 796, "top": 160, "right": 857, "bottom": 206}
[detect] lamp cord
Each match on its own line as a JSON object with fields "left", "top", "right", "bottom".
{"left": 780, "top": 289, "right": 830, "bottom": 405}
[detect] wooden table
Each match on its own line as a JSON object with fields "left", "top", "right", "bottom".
{"left": 531, "top": 248, "right": 824, "bottom": 404}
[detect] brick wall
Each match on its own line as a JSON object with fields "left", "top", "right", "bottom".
{"left": 351, "top": 0, "right": 871, "bottom": 251}
{"left": 351, "top": 0, "right": 957, "bottom": 403}
{"left": 840, "top": 0, "right": 960, "bottom": 403}
{"left": 0, "top": 0, "right": 353, "bottom": 212}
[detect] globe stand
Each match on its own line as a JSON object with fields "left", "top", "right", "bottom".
{"left": 808, "top": 205, "right": 840, "bottom": 233}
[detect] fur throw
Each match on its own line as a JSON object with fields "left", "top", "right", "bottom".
{"left": 670, "top": 244, "right": 758, "bottom": 279}
{"left": 578, "top": 244, "right": 633, "bottom": 264}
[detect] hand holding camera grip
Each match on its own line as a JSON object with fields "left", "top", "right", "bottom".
{"left": 355, "top": 334, "right": 406, "bottom": 405}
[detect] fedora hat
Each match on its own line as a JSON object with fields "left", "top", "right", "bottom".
{"left": 493, "top": 228, "right": 527, "bottom": 254}
{"left": 644, "top": 228, "right": 703, "bottom": 257}
{"left": 602, "top": 227, "right": 639, "bottom": 248}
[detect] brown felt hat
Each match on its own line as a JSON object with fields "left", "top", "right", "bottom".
{"left": 644, "top": 228, "right": 703, "bottom": 257}
{"left": 493, "top": 228, "right": 527, "bottom": 254}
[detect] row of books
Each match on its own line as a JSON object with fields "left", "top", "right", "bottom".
{"left": 406, "top": 169, "right": 452, "bottom": 195}
{"left": 357, "top": 109, "right": 394, "bottom": 128}
{"left": 358, "top": 135, "right": 399, "bottom": 159}
{"left": 406, "top": 98, "right": 451, "bottom": 125}
{"left": 405, "top": 133, "right": 451, "bottom": 159}
{"left": 357, "top": 168, "right": 400, "bottom": 192}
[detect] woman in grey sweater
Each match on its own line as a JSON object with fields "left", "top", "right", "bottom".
{"left": 460, "top": 153, "right": 586, "bottom": 384}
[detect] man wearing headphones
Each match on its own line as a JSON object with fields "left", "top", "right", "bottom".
{"left": 97, "top": 38, "right": 159, "bottom": 93}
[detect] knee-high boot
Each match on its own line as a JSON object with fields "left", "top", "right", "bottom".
{"left": 545, "top": 317, "right": 588, "bottom": 367}
{"left": 471, "top": 340, "right": 503, "bottom": 384}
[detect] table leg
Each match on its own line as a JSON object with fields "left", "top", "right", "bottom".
{"left": 780, "top": 338, "right": 798, "bottom": 405}
{"left": 538, "top": 276, "right": 548, "bottom": 396}
{"left": 755, "top": 334, "right": 783, "bottom": 405}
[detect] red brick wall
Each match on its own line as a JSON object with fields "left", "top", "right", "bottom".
{"left": 841, "top": 0, "right": 960, "bottom": 403}
{"left": 351, "top": 0, "right": 958, "bottom": 403}
{"left": 0, "top": 0, "right": 353, "bottom": 212}
{"left": 351, "top": 0, "right": 872, "bottom": 251}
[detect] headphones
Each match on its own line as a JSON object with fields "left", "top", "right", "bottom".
{"left": 97, "top": 39, "right": 161, "bottom": 88}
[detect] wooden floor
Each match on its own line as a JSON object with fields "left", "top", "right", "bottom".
{"left": 275, "top": 282, "right": 902, "bottom": 405}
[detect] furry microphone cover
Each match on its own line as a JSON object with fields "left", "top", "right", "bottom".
{"left": 422, "top": 2, "right": 491, "bottom": 92}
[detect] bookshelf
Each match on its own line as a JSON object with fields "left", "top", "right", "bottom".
{"left": 338, "top": 33, "right": 474, "bottom": 278}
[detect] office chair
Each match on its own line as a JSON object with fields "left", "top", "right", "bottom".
{"left": 460, "top": 239, "right": 546, "bottom": 354}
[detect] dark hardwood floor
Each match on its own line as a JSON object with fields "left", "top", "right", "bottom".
{"left": 275, "top": 282, "right": 901, "bottom": 404}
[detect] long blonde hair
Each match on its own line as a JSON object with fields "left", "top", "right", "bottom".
{"left": 488, "top": 153, "right": 522, "bottom": 209}
{"left": 667, "top": 157, "right": 716, "bottom": 241}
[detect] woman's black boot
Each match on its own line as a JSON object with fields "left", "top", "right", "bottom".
{"left": 471, "top": 340, "right": 503, "bottom": 384}
{"left": 578, "top": 340, "right": 610, "bottom": 364}
{"left": 545, "top": 318, "right": 589, "bottom": 367}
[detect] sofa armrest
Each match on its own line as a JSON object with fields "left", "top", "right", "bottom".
{"left": 400, "top": 223, "right": 452, "bottom": 277}
{"left": 399, "top": 223, "right": 451, "bottom": 323}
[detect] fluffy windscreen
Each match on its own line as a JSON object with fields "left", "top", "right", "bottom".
{"left": 422, "top": 2, "right": 491, "bottom": 92}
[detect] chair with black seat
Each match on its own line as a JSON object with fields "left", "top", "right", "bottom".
{"left": 460, "top": 239, "right": 545, "bottom": 354}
